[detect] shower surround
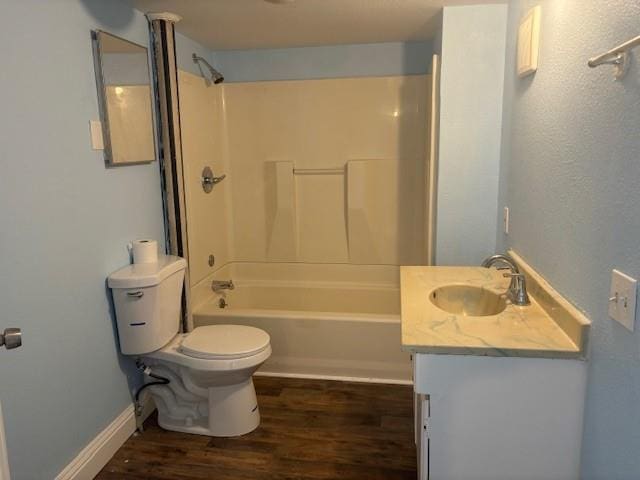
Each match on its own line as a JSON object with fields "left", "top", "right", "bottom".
{"left": 178, "top": 70, "right": 432, "bottom": 381}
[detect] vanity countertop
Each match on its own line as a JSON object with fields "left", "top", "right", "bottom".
{"left": 401, "top": 252, "right": 590, "bottom": 359}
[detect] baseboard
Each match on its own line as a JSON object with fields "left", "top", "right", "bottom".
{"left": 55, "top": 404, "right": 136, "bottom": 480}
{"left": 255, "top": 370, "right": 413, "bottom": 386}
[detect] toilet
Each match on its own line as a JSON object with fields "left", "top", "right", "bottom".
{"left": 107, "top": 255, "right": 271, "bottom": 437}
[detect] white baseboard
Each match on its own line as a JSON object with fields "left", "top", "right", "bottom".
{"left": 255, "top": 370, "right": 413, "bottom": 386}
{"left": 55, "top": 405, "right": 136, "bottom": 480}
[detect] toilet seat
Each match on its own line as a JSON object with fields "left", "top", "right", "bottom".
{"left": 180, "top": 325, "right": 270, "bottom": 360}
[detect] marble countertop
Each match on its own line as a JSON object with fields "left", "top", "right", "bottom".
{"left": 401, "top": 254, "right": 590, "bottom": 359}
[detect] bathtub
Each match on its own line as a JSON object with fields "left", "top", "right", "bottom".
{"left": 192, "top": 263, "right": 412, "bottom": 384}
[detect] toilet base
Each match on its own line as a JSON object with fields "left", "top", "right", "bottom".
{"left": 155, "top": 377, "right": 261, "bottom": 437}
{"left": 208, "top": 377, "right": 260, "bottom": 436}
{"left": 143, "top": 340, "right": 270, "bottom": 438}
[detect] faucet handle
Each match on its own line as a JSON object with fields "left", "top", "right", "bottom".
{"left": 503, "top": 273, "right": 530, "bottom": 306}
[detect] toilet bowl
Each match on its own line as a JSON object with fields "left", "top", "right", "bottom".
{"left": 108, "top": 255, "right": 271, "bottom": 437}
{"left": 144, "top": 325, "right": 271, "bottom": 436}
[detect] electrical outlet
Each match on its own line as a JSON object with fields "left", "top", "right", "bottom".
{"left": 609, "top": 269, "right": 637, "bottom": 331}
{"left": 503, "top": 207, "right": 509, "bottom": 234}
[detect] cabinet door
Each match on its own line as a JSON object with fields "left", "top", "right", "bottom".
{"left": 0, "top": 402, "right": 8, "bottom": 480}
{"left": 415, "top": 394, "right": 430, "bottom": 480}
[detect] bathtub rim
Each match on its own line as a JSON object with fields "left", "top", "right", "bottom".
{"left": 194, "top": 304, "right": 401, "bottom": 324}
{"left": 194, "top": 303, "right": 411, "bottom": 385}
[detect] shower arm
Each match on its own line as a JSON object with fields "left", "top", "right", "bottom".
{"left": 192, "top": 53, "right": 224, "bottom": 84}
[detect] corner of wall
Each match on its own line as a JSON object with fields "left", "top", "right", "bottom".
{"left": 436, "top": 3, "right": 509, "bottom": 265}
{"left": 495, "top": 1, "right": 516, "bottom": 254}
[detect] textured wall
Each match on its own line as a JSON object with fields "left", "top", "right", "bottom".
{"left": 0, "top": 0, "right": 193, "bottom": 477}
{"left": 497, "top": 1, "right": 640, "bottom": 477}
{"left": 211, "top": 42, "right": 433, "bottom": 82}
{"left": 436, "top": 4, "right": 508, "bottom": 265}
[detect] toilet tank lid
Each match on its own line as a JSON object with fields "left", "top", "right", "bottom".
{"left": 108, "top": 256, "right": 187, "bottom": 289}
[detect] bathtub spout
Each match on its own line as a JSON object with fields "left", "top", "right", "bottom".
{"left": 212, "top": 279, "right": 234, "bottom": 292}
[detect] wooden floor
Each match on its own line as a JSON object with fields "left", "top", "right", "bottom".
{"left": 97, "top": 376, "right": 417, "bottom": 480}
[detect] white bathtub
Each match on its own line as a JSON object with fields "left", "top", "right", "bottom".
{"left": 192, "top": 263, "right": 412, "bottom": 383}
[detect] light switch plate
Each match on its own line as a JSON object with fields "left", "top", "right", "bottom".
{"left": 517, "top": 6, "right": 541, "bottom": 77}
{"left": 609, "top": 269, "right": 637, "bottom": 331}
{"left": 89, "top": 120, "right": 104, "bottom": 150}
{"left": 503, "top": 207, "right": 509, "bottom": 234}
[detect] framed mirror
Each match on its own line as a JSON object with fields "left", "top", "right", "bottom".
{"left": 92, "top": 30, "right": 156, "bottom": 166}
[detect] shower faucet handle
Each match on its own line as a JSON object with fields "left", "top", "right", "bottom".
{"left": 201, "top": 167, "right": 226, "bottom": 193}
{"left": 204, "top": 174, "right": 226, "bottom": 185}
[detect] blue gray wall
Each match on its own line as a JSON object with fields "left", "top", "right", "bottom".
{"left": 497, "top": 1, "right": 640, "bottom": 477}
{"left": 0, "top": 1, "right": 202, "bottom": 477}
{"left": 209, "top": 41, "right": 433, "bottom": 82}
{"left": 436, "top": 4, "right": 508, "bottom": 265}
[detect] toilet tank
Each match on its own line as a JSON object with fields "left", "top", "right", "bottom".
{"left": 108, "top": 255, "right": 187, "bottom": 355}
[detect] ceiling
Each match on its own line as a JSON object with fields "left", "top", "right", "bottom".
{"left": 133, "top": 0, "right": 505, "bottom": 51}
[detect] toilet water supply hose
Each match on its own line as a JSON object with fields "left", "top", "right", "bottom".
{"left": 134, "top": 360, "right": 170, "bottom": 410}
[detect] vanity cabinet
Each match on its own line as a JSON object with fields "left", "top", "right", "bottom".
{"left": 413, "top": 354, "right": 587, "bottom": 480}
{"left": 402, "top": 255, "right": 591, "bottom": 479}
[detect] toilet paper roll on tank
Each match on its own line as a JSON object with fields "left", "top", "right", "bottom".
{"left": 128, "top": 239, "right": 159, "bottom": 264}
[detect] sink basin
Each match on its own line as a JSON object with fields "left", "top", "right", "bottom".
{"left": 430, "top": 285, "right": 507, "bottom": 317}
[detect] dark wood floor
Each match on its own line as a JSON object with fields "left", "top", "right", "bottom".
{"left": 97, "top": 376, "right": 417, "bottom": 480}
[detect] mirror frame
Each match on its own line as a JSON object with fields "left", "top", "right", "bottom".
{"left": 91, "top": 30, "right": 157, "bottom": 166}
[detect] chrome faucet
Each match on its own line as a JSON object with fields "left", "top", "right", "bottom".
{"left": 211, "top": 279, "right": 234, "bottom": 292}
{"left": 481, "top": 254, "right": 530, "bottom": 306}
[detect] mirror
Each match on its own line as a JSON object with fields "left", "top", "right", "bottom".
{"left": 92, "top": 31, "right": 155, "bottom": 165}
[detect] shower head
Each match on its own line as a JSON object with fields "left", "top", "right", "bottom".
{"left": 192, "top": 53, "right": 224, "bottom": 84}
{"left": 209, "top": 68, "right": 224, "bottom": 85}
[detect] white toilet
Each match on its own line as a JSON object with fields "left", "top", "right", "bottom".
{"left": 108, "top": 255, "right": 271, "bottom": 437}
